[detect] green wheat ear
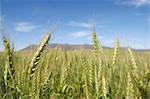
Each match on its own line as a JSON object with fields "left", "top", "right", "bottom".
{"left": 112, "top": 38, "right": 119, "bottom": 66}
{"left": 81, "top": 54, "right": 89, "bottom": 99}
{"left": 128, "top": 48, "right": 139, "bottom": 79}
{"left": 93, "top": 31, "right": 99, "bottom": 57}
{"left": 101, "top": 74, "right": 107, "bottom": 99}
{"left": 126, "top": 72, "right": 135, "bottom": 99}
{"left": 28, "top": 33, "right": 51, "bottom": 79}
{"left": 3, "top": 36, "right": 14, "bottom": 78}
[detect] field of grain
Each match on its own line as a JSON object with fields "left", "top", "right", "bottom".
{"left": 0, "top": 32, "right": 150, "bottom": 99}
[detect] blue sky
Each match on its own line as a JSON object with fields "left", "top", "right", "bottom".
{"left": 0, "top": 0, "right": 150, "bottom": 51}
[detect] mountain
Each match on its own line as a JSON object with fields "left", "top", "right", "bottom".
{"left": 20, "top": 43, "right": 112, "bottom": 52}
{"left": 20, "top": 43, "right": 94, "bottom": 52}
{"left": 19, "top": 43, "right": 150, "bottom": 52}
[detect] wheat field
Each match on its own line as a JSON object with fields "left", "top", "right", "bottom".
{"left": 0, "top": 32, "right": 150, "bottom": 99}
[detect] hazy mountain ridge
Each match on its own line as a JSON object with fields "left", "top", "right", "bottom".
{"left": 20, "top": 43, "right": 150, "bottom": 52}
{"left": 20, "top": 43, "right": 94, "bottom": 51}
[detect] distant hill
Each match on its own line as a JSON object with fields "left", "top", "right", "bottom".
{"left": 20, "top": 43, "right": 112, "bottom": 52}
{"left": 19, "top": 43, "right": 150, "bottom": 52}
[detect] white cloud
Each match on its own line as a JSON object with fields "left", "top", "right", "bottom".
{"left": 116, "top": 0, "right": 150, "bottom": 7}
{"left": 68, "top": 21, "right": 104, "bottom": 29}
{"left": 69, "top": 31, "right": 91, "bottom": 39}
{"left": 132, "top": 0, "right": 150, "bottom": 6}
{"left": 68, "top": 21, "right": 93, "bottom": 28}
{"left": 15, "top": 22, "right": 41, "bottom": 32}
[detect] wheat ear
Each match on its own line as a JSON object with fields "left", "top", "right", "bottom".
{"left": 112, "top": 38, "right": 119, "bottom": 66}
{"left": 81, "top": 55, "right": 89, "bottom": 99}
{"left": 126, "top": 72, "right": 134, "bottom": 99}
{"left": 28, "top": 33, "right": 51, "bottom": 78}
{"left": 128, "top": 48, "right": 139, "bottom": 79}
{"left": 3, "top": 36, "right": 14, "bottom": 78}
